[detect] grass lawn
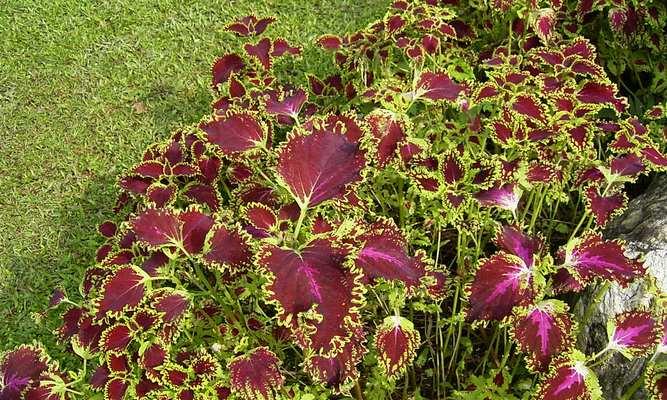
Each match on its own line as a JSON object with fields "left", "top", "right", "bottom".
{"left": 0, "top": 0, "right": 388, "bottom": 352}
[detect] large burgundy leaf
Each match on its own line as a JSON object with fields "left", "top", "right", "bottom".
{"left": 229, "top": 347, "right": 283, "bottom": 400}
{"left": 576, "top": 82, "right": 626, "bottom": 112}
{"left": 417, "top": 71, "right": 464, "bottom": 101}
{"left": 0, "top": 346, "right": 49, "bottom": 400}
{"left": 202, "top": 224, "right": 253, "bottom": 273}
{"left": 510, "top": 301, "right": 574, "bottom": 372}
{"left": 265, "top": 88, "right": 307, "bottom": 121}
{"left": 466, "top": 252, "right": 535, "bottom": 322}
{"left": 106, "top": 378, "right": 129, "bottom": 400}
{"left": 584, "top": 186, "right": 627, "bottom": 227}
{"left": 608, "top": 310, "right": 659, "bottom": 357}
{"left": 576, "top": 82, "right": 616, "bottom": 104}
{"left": 366, "top": 110, "right": 406, "bottom": 168}
{"left": 259, "top": 238, "right": 363, "bottom": 354}
{"left": 131, "top": 208, "right": 213, "bottom": 254}
{"left": 153, "top": 290, "right": 190, "bottom": 325}
{"left": 200, "top": 113, "right": 266, "bottom": 156}
{"left": 535, "top": 357, "right": 600, "bottom": 400}
{"left": 304, "top": 328, "right": 366, "bottom": 392}
{"left": 474, "top": 183, "right": 522, "bottom": 214}
{"left": 642, "top": 146, "right": 667, "bottom": 169}
{"left": 354, "top": 219, "right": 439, "bottom": 297}
{"left": 374, "top": 316, "right": 420, "bottom": 379}
{"left": 211, "top": 54, "right": 245, "bottom": 89}
{"left": 244, "top": 38, "right": 272, "bottom": 70}
{"left": 101, "top": 324, "right": 133, "bottom": 352}
{"left": 512, "top": 95, "right": 545, "bottom": 122}
{"left": 494, "top": 225, "right": 542, "bottom": 269}
{"left": 563, "top": 233, "right": 645, "bottom": 286}
{"left": 96, "top": 266, "right": 146, "bottom": 318}
{"left": 276, "top": 129, "right": 365, "bottom": 207}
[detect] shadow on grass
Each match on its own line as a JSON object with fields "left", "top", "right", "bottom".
{"left": 0, "top": 86, "right": 213, "bottom": 365}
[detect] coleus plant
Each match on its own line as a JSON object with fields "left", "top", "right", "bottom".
{"left": 2, "top": 1, "right": 666, "bottom": 399}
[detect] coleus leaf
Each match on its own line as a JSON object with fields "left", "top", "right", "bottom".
{"left": 494, "top": 225, "right": 542, "bottom": 269}
{"left": 244, "top": 38, "right": 272, "bottom": 70}
{"left": 584, "top": 185, "right": 627, "bottom": 226}
{"left": 276, "top": 127, "right": 365, "bottom": 208}
{"left": 265, "top": 88, "right": 307, "bottom": 122}
{"left": 474, "top": 183, "right": 522, "bottom": 215}
{"left": 211, "top": 54, "right": 245, "bottom": 90}
{"left": 610, "top": 153, "right": 644, "bottom": 177}
{"left": 90, "top": 365, "right": 109, "bottom": 390}
{"left": 147, "top": 184, "right": 177, "bottom": 208}
{"left": 576, "top": 82, "right": 626, "bottom": 112}
{"left": 366, "top": 110, "right": 406, "bottom": 168}
{"left": 317, "top": 34, "right": 343, "bottom": 50}
{"left": 101, "top": 324, "right": 133, "bottom": 352}
{"left": 259, "top": 238, "right": 363, "bottom": 354}
{"left": 183, "top": 184, "right": 220, "bottom": 211}
{"left": 0, "top": 345, "right": 49, "bottom": 400}
{"left": 562, "top": 233, "right": 645, "bottom": 287}
{"left": 466, "top": 252, "right": 535, "bottom": 322}
{"left": 98, "top": 221, "right": 117, "bottom": 238}
{"left": 416, "top": 71, "right": 464, "bottom": 101}
{"left": 607, "top": 310, "right": 659, "bottom": 358}
{"left": 533, "top": 8, "right": 556, "bottom": 43}
{"left": 660, "top": 318, "right": 667, "bottom": 354}
{"left": 304, "top": 328, "right": 366, "bottom": 393}
{"left": 139, "top": 343, "right": 167, "bottom": 379}
{"left": 105, "top": 378, "right": 129, "bottom": 400}
{"left": 512, "top": 95, "right": 545, "bottom": 122}
{"left": 200, "top": 112, "right": 267, "bottom": 156}
{"left": 354, "top": 218, "right": 442, "bottom": 297}
{"left": 270, "top": 38, "right": 301, "bottom": 58}
{"left": 374, "top": 316, "right": 420, "bottom": 379}
{"left": 229, "top": 347, "right": 284, "bottom": 400}
{"left": 131, "top": 208, "right": 213, "bottom": 255}
{"left": 647, "top": 365, "right": 667, "bottom": 400}
{"left": 76, "top": 316, "right": 105, "bottom": 352}
{"left": 535, "top": 354, "right": 602, "bottom": 400}
{"left": 244, "top": 203, "right": 277, "bottom": 232}
{"left": 642, "top": 146, "right": 667, "bottom": 169}
{"left": 226, "top": 15, "right": 276, "bottom": 37}
{"left": 442, "top": 152, "right": 464, "bottom": 185}
{"left": 152, "top": 289, "right": 190, "bottom": 325}
{"left": 510, "top": 300, "right": 575, "bottom": 372}
{"left": 96, "top": 266, "right": 146, "bottom": 318}
{"left": 202, "top": 224, "right": 253, "bottom": 274}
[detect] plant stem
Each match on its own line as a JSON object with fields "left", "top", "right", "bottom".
{"left": 581, "top": 281, "right": 611, "bottom": 327}
{"left": 293, "top": 202, "right": 308, "bottom": 242}
{"left": 354, "top": 381, "right": 364, "bottom": 400}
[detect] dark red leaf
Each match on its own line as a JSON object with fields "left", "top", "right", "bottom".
{"left": 212, "top": 54, "right": 245, "bottom": 89}
{"left": 200, "top": 112, "right": 266, "bottom": 156}
{"left": 96, "top": 266, "right": 146, "bottom": 318}
{"left": 417, "top": 72, "right": 464, "bottom": 101}
{"left": 229, "top": 347, "right": 284, "bottom": 400}
{"left": 276, "top": 128, "right": 365, "bottom": 207}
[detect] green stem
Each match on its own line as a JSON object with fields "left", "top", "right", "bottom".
{"left": 354, "top": 381, "right": 364, "bottom": 400}
{"left": 293, "top": 202, "right": 308, "bottom": 242}
{"left": 581, "top": 282, "right": 611, "bottom": 327}
{"left": 569, "top": 212, "right": 589, "bottom": 241}
{"left": 620, "top": 371, "right": 644, "bottom": 400}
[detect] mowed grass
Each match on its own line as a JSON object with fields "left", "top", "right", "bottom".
{"left": 0, "top": 0, "right": 388, "bottom": 352}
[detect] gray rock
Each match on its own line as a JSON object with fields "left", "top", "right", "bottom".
{"left": 576, "top": 175, "right": 667, "bottom": 400}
